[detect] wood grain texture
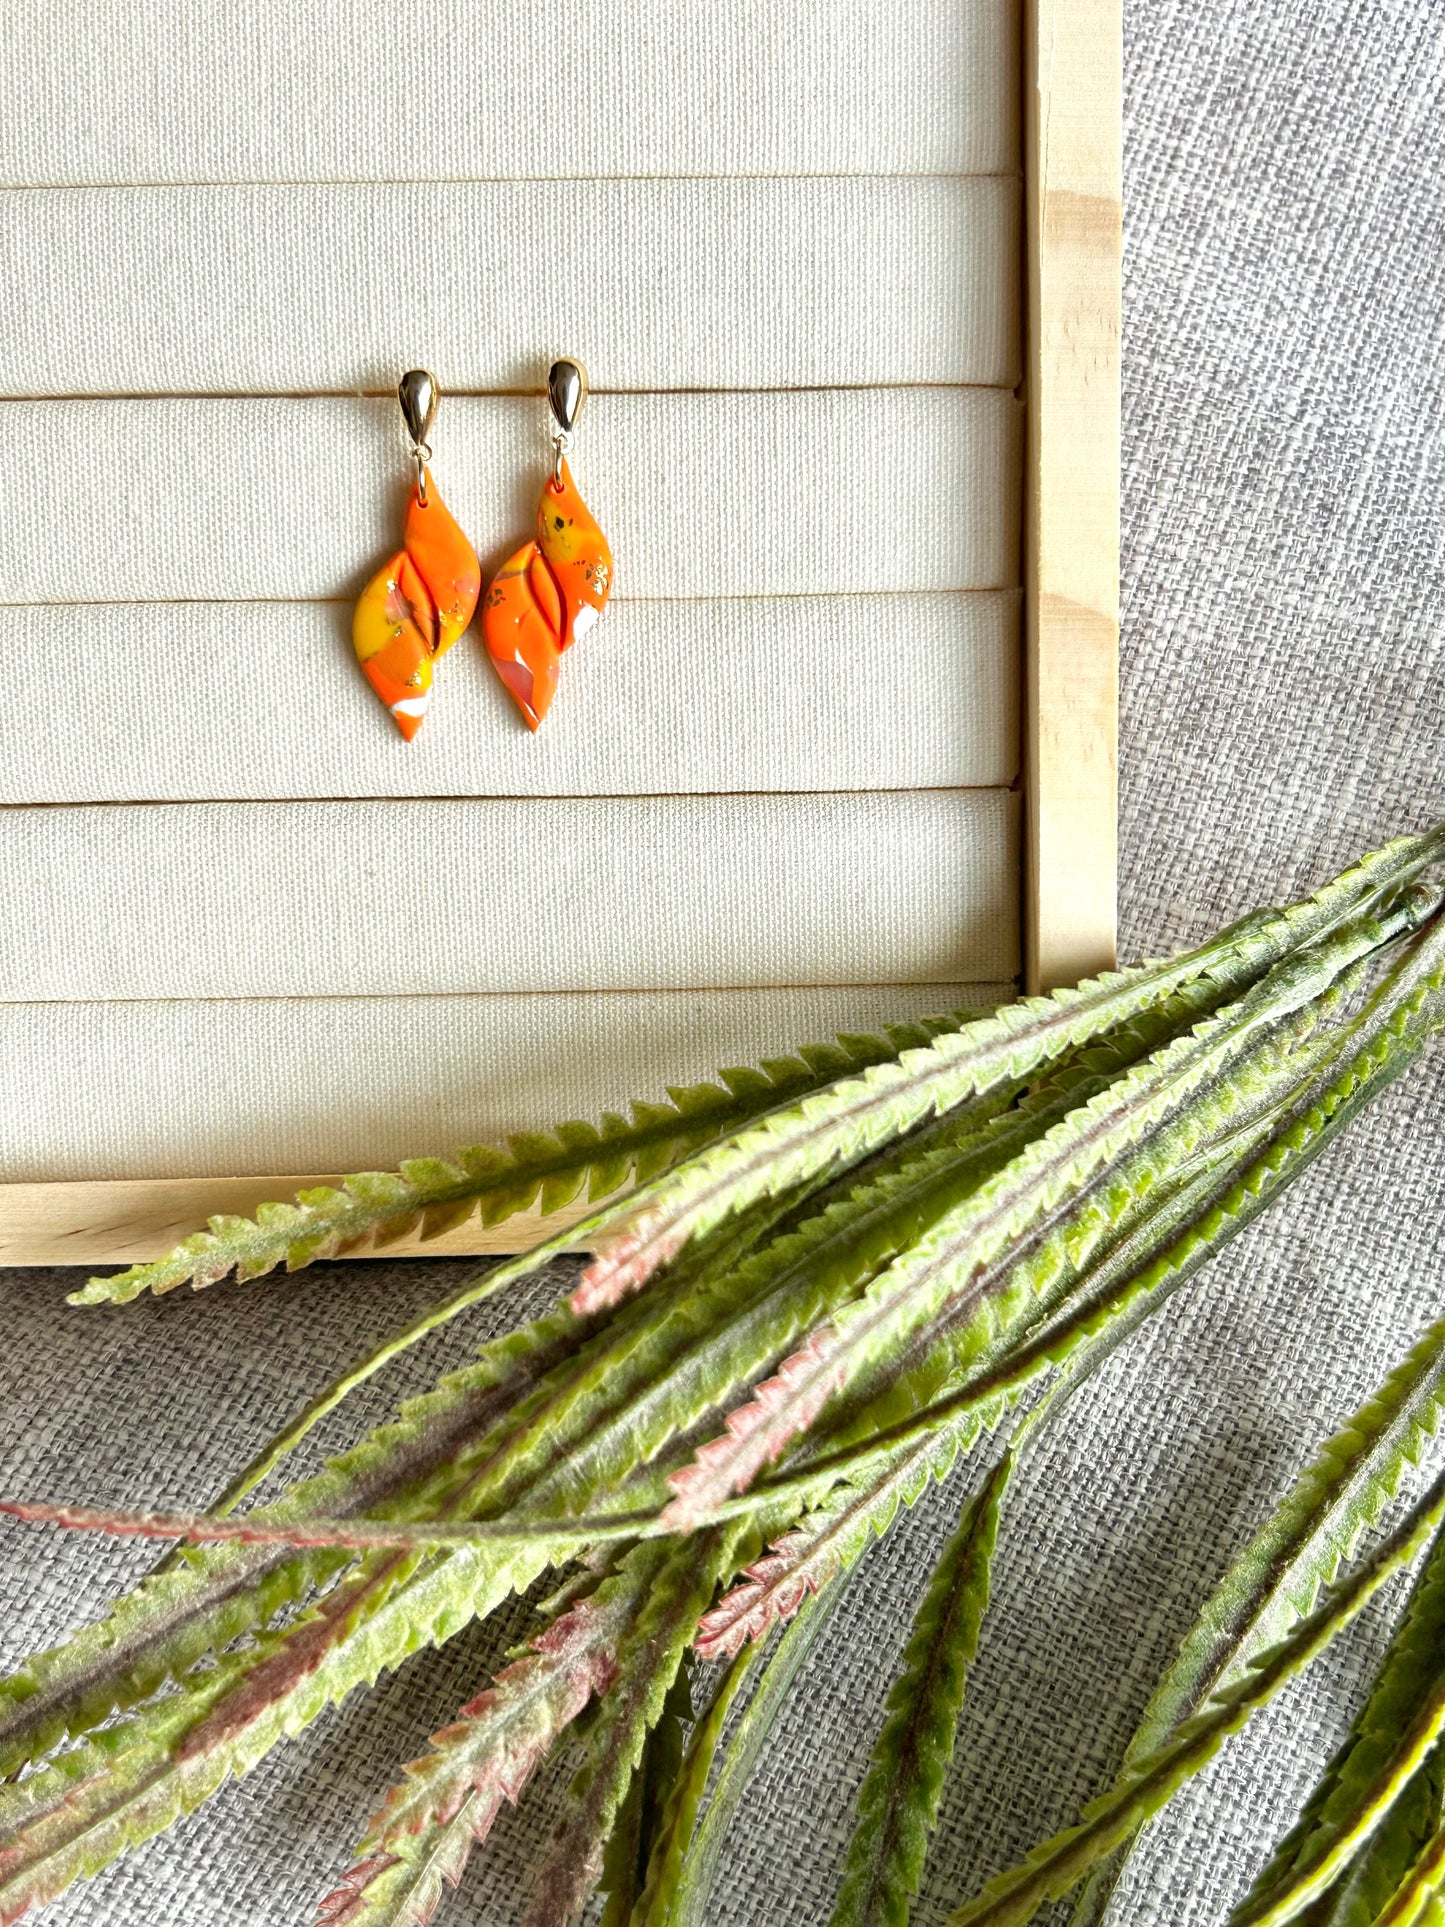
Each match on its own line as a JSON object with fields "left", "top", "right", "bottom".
{"left": 1023, "top": 0, "right": 1122, "bottom": 991}
{"left": 0, "top": 1178, "right": 597, "bottom": 1268}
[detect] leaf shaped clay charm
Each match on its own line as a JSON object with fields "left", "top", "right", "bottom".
{"left": 352, "top": 470, "right": 480, "bottom": 740}
{"left": 481, "top": 542, "right": 564, "bottom": 732}
{"left": 404, "top": 478, "right": 481, "bottom": 658}
{"left": 481, "top": 460, "right": 612, "bottom": 729}
{"left": 536, "top": 458, "right": 613, "bottom": 650}
{"left": 351, "top": 548, "right": 438, "bottom": 742}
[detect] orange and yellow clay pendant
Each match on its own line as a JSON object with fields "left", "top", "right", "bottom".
{"left": 352, "top": 370, "right": 481, "bottom": 740}
{"left": 481, "top": 358, "right": 613, "bottom": 730}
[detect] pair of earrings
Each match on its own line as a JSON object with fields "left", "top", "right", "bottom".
{"left": 352, "top": 361, "right": 612, "bottom": 738}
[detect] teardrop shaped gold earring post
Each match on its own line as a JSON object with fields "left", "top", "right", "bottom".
{"left": 398, "top": 368, "right": 439, "bottom": 505}
{"left": 547, "top": 358, "right": 588, "bottom": 486}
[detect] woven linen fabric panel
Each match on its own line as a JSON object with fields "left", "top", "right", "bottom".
{"left": 0, "top": 0, "right": 1018, "bottom": 184}
{"left": 0, "top": 792, "right": 1020, "bottom": 1001}
{"left": 0, "top": 392, "right": 1021, "bottom": 603}
{"left": 0, "top": 592, "right": 1021, "bottom": 802}
{"left": 0, "top": 983, "right": 1010, "bottom": 1182}
{"left": 0, "top": 0, "right": 1024, "bottom": 1173}
{"left": 0, "top": 178, "right": 1021, "bottom": 394}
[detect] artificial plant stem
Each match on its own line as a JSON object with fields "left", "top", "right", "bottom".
{"left": 665, "top": 897, "right": 1432, "bottom": 1529}
{"left": 691, "top": 981, "right": 1438, "bottom": 1660}
{"left": 947, "top": 1460, "right": 1445, "bottom": 1927}
{"left": 577, "top": 830, "right": 1445, "bottom": 1309}
{"left": 1231, "top": 1512, "right": 1445, "bottom": 1926}
{"left": 19, "top": 967, "right": 1435, "bottom": 1569}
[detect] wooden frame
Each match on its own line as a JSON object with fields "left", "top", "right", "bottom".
{"left": 1024, "top": 0, "right": 1121, "bottom": 993}
{"left": 0, "top": 0, "right": 1120, "bottom": 1268}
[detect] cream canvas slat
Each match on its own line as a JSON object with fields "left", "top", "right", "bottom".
{"left": 0, "top": 0, "right": 1017, "bottom": 187}
{"left": 0, "top": 178, "right": 1021, "bottom": 397}
{"left": 0, "top": 792, "right": 1021, "bottom": 1001}
{"left": 0, "top": 390, "right": 1022, "bottom": 603}
{"left": 0, "top": 981, "right": 1012, "bottom": 1183}
{"left": 0, "top": 592, "right": 1020, "bottom": 803}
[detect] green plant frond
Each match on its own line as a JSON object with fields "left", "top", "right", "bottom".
{"left": 201, "top": 1094, "right": 1063, "bottom": 1572}
{"left": 944, "top": 1459, "right": 1445, "bottom": 1927}
{"left": 1071, "top": 1306, "right": 1445, "bottom": 1927}
{"left": 516, "top": 1081, "right": 1089, "bottom": 1528}
{"left": 828, "top": 1452, "right": 1008, "bottom": 1927}
{"left": 169, "top": 1249, "right": 590, "bottom": 1532}
{"left": 520, "top": 1528, "right": 742, "bottom": 1927}
{"left": 315, "top": 1547, "right": 666, "bottom": 1927}
{"left": 667, "top": 900, "right": 1422, "bottom": 1530}
{"left": 313, "top": 1830, "right": 476, "bottom": 1927}
{"left": 77, "top": 1018, "right": 968, "bottom": 1305}
{"left": 696, "top": 932, "right": 1443, "bottom": 1668}
{"left": 1370, "top": 1811, "right": 1445, "bottom": 1927}
{"left": 668, "top": 1577, "right": 856, "bottom": 1927}
{"left": 191, "top": 1180, "right": 818, "bottom": 1543}
{"left": 625, "top": 969, "right": 1265, "bottom": 1534}
{"left": 302, "top": 1076, "right": 1082, "bottom": 1555}
{"left": 597, "top": 1656, "right": 693, "bottom": 1927}
{"left": 0, "top": 1269, "right": 618, "bottom": 1780}
{"left": 626, "top": 1643, "right": 763, "bottom": 1927}
{"left": 358, "top": 1557, "right": 646, "bottom": 1858}
{"left": 689, "top": 1189, "right": 1156, "bottom": 1666}
{"left": 1232, "top": 1518, "right": 1445, "bottom": 1926}
{"left": 0, "top": 1522, "right": 580, "bottom": 1919}
{"left": 1286, "top": 1746, "right": 1445, "bottom": 1927}
{"left": 794, "top": 970, "right": 1353, "bottom": 1474}
{"left": 0, "top": 1635, "right": 265, "bottom": 1922}
{"left": 18, "top": 971, "right": 1427, "bottom": 1582}
{"left": 1, "top": 830, "right": 1440, "bottom": 1923}
{"left": 84, "top": 978, "right": 1348, "bottom": 1595}
{"left": 820, "top": 1233, "right": 1201, "bottom": 1927}
{"left": 576, "top": 832, "right": 1444, "bottom": 1313}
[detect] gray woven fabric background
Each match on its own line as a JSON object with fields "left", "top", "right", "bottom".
{"left": 2, "top": 0, "right": 1443, "bottom": 1921}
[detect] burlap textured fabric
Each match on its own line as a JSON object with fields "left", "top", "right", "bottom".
{"left": 1, "top": 4, "right": 1443, "bottom": 1926}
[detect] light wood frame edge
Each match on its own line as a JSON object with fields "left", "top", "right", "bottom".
{"left": 0, "top": 1176, "right": 599, "bottom": 1268}
{"left": 1023, "top": 0, "right": 1121, "bottom": 994}
{"left": 0, "top": 3, "right": 1122, "bottom": 1266}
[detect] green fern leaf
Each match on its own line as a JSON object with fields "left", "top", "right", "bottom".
{"left": 1283, "top": 1745, "right": 1445, "bottom": 1927}
{"left": 828, "top": 1453, "right": 1008, "bottom": 1927}
{"left": 0, "top": 1267, "right": 610, "bottom": 1780}
{"left": 1233, "top": 1518, "right": 1445, "bottom": 1925}
{"left": 0, "top": 1527, "right": 572, "bottom": 1919}
{"left": 77, "top": 1020, "right": 965, "bottom": 1304}
{"left": 666, "top": 1579, "right": 856, "bottom": 1927}
{"left": 1367, "top": 1812, "right": 1445, "bottom": 1927}
{"left": 668, "top": 900, "right": 1421, "bottom": 1528}
{"left": 314, "top": 1556, "right": 660, "bottom": 1927}
{"left": 943, "top": 1463, "right": 1445, "bottom": 1927}
{"left": 597, "top": 1655, "right": 693, "bottom": 1927}
{"left": 627, "top": 1642, "right": 764, "bottom": 1927}
{"left": 576, "top": 832, "right": 1443, "bottom": 1312}
{"left": 698, "top": 920, "right": 1445, "bottom": 1658}
{"left": 1, "top": 835, "right": 1436, "bottom": 1922}
{"left": 313, "top": 1834, "right": 475, "bottom": 1927}
{"left": 357, "top": 1563, "right": 644, "bottom": 1857}
{"left": 1070, "top": 1307, "right": 1445, "bottom": 1927}
{"left": 520, "top": 1530, "right": 742, "bottom": 1927}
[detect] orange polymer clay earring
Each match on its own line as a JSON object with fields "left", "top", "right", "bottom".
{"left": 481, "top": 358, "right": 613, "bottom": 730}
{"left": 353, "top": 370, "right": 481, "bottom": 740}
